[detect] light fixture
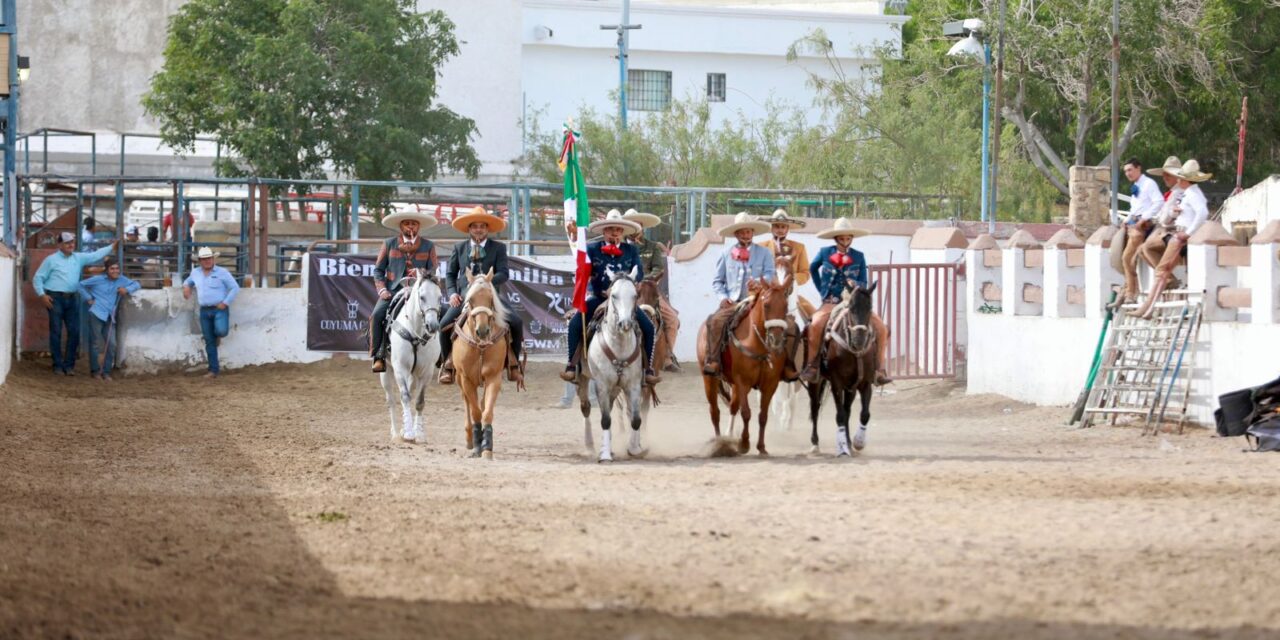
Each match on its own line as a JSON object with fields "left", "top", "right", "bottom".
{"left": 17, "top": 55, "right": 29, "bottom": 84}
{"left": 947, "top": 35, "right": 984, "bottom": 59}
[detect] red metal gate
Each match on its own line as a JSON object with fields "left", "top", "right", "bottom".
{"left": 869, "top": 263, "right": 961, "bottom": 379}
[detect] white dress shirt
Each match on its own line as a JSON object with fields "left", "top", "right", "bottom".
{"left": 1173, "top": 184, "right": 1209, "bottom": 236}
{"left": 1130, "top": 174, "right": 1164, "bottom": 221}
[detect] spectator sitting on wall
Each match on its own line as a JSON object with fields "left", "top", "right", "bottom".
{"left": 78, "top": 256, "right": 141, "bottom": 381}
{"left": 32, "top": 232, "right": 119, "bottom": 376}
{"left": 183, "top": 246, "right": 240, "bottom": 378}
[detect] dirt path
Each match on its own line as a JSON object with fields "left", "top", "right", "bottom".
{"left": 2, "top": 358, "right": 1279, "bottom": 639}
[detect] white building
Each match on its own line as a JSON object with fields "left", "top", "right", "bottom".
{"left": 15, "top": 0, "right": 904, "bottom": 178}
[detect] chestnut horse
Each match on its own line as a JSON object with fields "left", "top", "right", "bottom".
{"left": 450, "top": 269, "right": 510, "bottom": 460}
{"left": 806, "top": 279, "right": 879, "bottom": 457}
{"left": 696, "top": 272, "right": 792, "bottom": 455}
{"left": 636, "top": 278, "right": 671, "bottom": 385}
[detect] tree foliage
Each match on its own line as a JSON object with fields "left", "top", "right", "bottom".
{"left": 143, "top": 0, "right": 481, "bottom": 192}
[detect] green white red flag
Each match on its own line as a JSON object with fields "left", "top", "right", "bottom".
{"left": 559, "top": 123, "right": 591, "bottom": 314}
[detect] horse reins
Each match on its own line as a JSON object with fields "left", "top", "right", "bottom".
{"left": 730, "top": 294, "right": 788, "bottom": 367}
{"left": 391, "top": 277, "right": 439, "bottom": 372}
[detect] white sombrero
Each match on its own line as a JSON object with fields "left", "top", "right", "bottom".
{"left": 816, "top": 217, "right": 871, "bottom": 240}
{"left": 587, "top": 209, "right": 641, "bottom": 236}
{"left": 1146, "top": 155, "right": 1182, "bottom": 177}
{"left": 195, "top": 246, "right": 220, "bottom": 259}
{"left": 623, "top": 208, "right": 661, "bottom": 231}
{"left": 1171, "top": 158, "right": 1213, "bottom": 183}
{"left": 717, "top": 211, "right": 770, "bottom": 238}
{"left": 381, "top": 209, "right": 439, "bottom": 231}
{"left": 451, "top": 205, "right": 507, "bottom": 234}
{"left": 764, "top": 208, "right": 806, "bottom": 228}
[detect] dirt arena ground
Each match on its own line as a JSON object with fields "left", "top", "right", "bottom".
{"left": 2, "top": 357, "right": 1280, "bottom": 639}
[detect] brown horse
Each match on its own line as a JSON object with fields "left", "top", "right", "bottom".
{"left": 806, "top": 279, "right": 879, "bottom": 457}
{"left": 696, "top": 273, "right": 792, "bottom": 455}
{"left": 636, "top": 278, "right": 671, "bottom": 386}
{"left": 450, "top": 268, "right": 510, "bottom": 460}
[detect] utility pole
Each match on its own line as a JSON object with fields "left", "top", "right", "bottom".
{"left": 1, "top": 0, "right": 18, "bottom": 247}
{"left": 1109, "top": 0, "right": 1120, "bottom": 227}
{"left": 600, "top": 0, "right": 641, "bottom": 130}
{"left": 989, "top": 0, "right": 1006, "bottom": 235}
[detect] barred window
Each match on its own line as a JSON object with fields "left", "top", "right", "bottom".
{"left": 707, "top": 73, "right": 726, "bottom": 102}
{"left": 627, "top": 69, "right": 672, "bottom": 111}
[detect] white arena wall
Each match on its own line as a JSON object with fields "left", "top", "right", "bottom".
{"left": 0, "top": 247, "right": 15, "bottom": 385}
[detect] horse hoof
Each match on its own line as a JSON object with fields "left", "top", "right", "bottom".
{"left": 468, "top": 449, "right": 482, "bottom": 459}
{"left": 482, "top": 451, "right": 493, "bottom": 460}
{"left": 853, "top": 429, "right": 867, "bottom": 451}
{"left": 598, "top": 453, "right": 614, "bottom": 463}
{"left": 627, "top": 447, "right": 648, "bottom": 459}
{"left": 808, "top": 445, "right": 820, "bottom": 455}
{"left": 837, "top": 451, "right": 851, "bottom": 458}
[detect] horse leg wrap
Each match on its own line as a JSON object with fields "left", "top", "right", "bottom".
{"left": 470, "top": 423, "right": 483, "bottom": 458}
{"left": 481, "top": 424, "right": 494, "bottom": 452}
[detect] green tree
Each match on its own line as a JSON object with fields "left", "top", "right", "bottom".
{"left": 144, "top": 0, "right": 480, "bottom": 209}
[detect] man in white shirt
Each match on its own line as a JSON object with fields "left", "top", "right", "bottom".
{"left": 1135, "top": 159, "right": 1212, "bottom": 318}
{"left": 1116, "top": 158, "right": 1166, "bottom": 305}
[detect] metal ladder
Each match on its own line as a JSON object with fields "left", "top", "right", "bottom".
{"left": 1082, "top": 290, "right": 1204, "bottom": 434}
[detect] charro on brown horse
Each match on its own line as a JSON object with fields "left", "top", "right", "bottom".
{"left": 448, "top": 268, "right": 511, "bottom": 460}
{"left": 696, "top": 273, "right": 793, "bottom": 455}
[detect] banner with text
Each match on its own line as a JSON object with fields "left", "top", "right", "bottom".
{"left": 306, "top": 252, "right": 575, "bottom": 355}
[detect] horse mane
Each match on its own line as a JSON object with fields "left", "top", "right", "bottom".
{"left": 464, "top": 274, "right": 509, "bottom": 330}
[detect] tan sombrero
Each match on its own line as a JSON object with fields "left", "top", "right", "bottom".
{"left": 717, "top": 211, "right": 770, "bottom": 238}
{"left": 1171, "top": 158, "right": 1212, "bottom": 183}
{"left": 587, "top": 209, "right": 641, "bottom": 236}
{"left": 816, "top": 217, "right": 872, "bottom": 240}
{"left": 381, "top": 208, "right": 439, "bottom": 232}
{"left": 1146, "top": 156, "right": 1182, "bottom": 177}
{"left": 451, "top": 205, "right": 507, "bottom": 234}
{"left": 764, "top": 208, "right": 806, "bottom": 228}
{"left": 623, "top": 208, "right": 661, "bottom": 231}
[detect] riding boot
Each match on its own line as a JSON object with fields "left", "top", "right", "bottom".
{"left": 560, "top": 364, "right": 578, "bottom": 383}
{"left": 437, "top": 357, "right": 454, "bottom": 384}
{"left": 798, "top": 319, "right": 828, "bottom": 384}
{"left": 371, "top": 340, "right": 387, "bottom": 373}
{"left": 873, "top": 321, "right": 892, "bottom": 386}
{"left": 506, "top": 346, "right": 525, "bottom": 385}
{"left": 701, "top": 322, "right": 726, "bottom": 376}
{"left": 437, "top": 330, "right": 455, "bottom": 383}
{"left": 781, "top": 320, "right": 801, "bottom": 382}
{"left": 1135, "top": 274, "right": 1170, "bottom": 319}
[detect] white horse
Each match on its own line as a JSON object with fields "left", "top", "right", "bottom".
{"left": 378, "top": 272, "right": 443, "bottom": 443}
{"left": 578, "top": 267, "right": 647, "bottom": 463}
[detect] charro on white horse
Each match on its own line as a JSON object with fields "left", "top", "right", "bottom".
{"left": 577, "top": 267, "right": 648, "bottom": 463}
{"left": 378, "top": 271, "right": 443, "bottom": 443}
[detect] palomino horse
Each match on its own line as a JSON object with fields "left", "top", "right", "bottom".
{"left": 578, "top": 267, "right": 648, "bottom": 463}
{"left": 378, "top": 271, "right": 443, "bottom": 443}
{"left": 806, "top": 279, "right": 879, "bottom": 457}
{"left": 449, "top": 268, "right": 510, "bottom": 460}
{"left": 697, "top": 272, "right": 792, "bottom": 455}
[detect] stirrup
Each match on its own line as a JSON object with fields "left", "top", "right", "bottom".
{"left": 644, "top": 368, "right": 662, "bottom": 386}
{"left": 559, "top": 366, "right": 578, "bottom": 382}
{"left": 438, "top": 363, "right": 454, "bottom": 384}
{"left": 798, "top": 365, "right": 820, "bottom": 384}
{"left": 371, "top": 359, "right": 386, "bottom": 373}
{"left": 874, "top": 369, "right": 893, "bottom": 386}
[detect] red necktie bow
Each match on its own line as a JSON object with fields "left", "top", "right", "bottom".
{"left": 731, "top": 246, "right": 751, "bottom": 262}
{"left": 829, "top": 252, "right": 853, "bottom": 268}
{"left": 601, "top": 243, "right": 622, "bottom": 257}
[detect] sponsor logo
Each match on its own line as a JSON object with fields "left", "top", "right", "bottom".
{"left": 320, "top": 319, "right": 368, "bottom": 332}
{"left": 317, "top": 257, "right": 377, "bottom": 278}
{"left": 524, "top": 337, "right": 565, "bottom": 350}
{"left": 528, "top": 320, "right": 543, "bottom": 336}
{"left": 508, "top": 264, "right": 566, "bottom": 287}
{"left": 346, "top": 299, "right": 360, "bottom": 320}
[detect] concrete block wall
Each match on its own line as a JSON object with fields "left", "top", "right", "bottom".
{"left": 0, "top": 246, "right": 15, "bottom": 385}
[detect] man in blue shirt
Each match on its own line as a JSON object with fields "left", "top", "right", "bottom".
{"left": 78, "top": 257, "right": 141, "bottom": 380}
{"left": 32, "top": 232, "right": 118, "bottom": 375}
{"left": 182, "top": 246, "right": 241, "bottom": 378}
{"left": 799, "top": 218, "right": 891, "bottom": 386}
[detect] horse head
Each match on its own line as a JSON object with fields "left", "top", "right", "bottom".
{"left": 635, "top": 278, "right": 660, "bottom": 320}
{"left": 465, "top": 268, "right": 499, "bottom": 341}
{"left": 839, "top": 278, "right": 878, "bottom": 354}
{"left": 409, "top": 270, "right": 443, "bottom": 334}
{"left": 606, "top": 267, "right": 638, "bottom": 334}
{"left": 753, "top": 277, "right": 790, "bottom": 353}
{"left": 774, "top": 254, "right": 795, "bottom": 293}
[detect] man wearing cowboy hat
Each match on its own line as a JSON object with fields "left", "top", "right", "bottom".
{"left": 369, "top": 209, "right": 440, "bottom": 373}
{"left": 437, "top": 206, "right": 524, "bottom": 385}
{"left": 623, "top": 208, "right": 681, "bottom": 371}
{"left": 32, "top": 232, "right": 118, "bottom": 375}
{"left": 799, "top": 218, "right": 891, "bottom": 386}
{"left": 183, "top": 246, "right": 241, "bottom": 378}
{"left": 757, "top": 208, "right": 812, "bottom": 287}
{"left": 1114, "top": 158, "right": 1169, "bottom": 308}
{"left": 560, "top": 209, "right": 661, "bottom": 385}
{"left": 1135, "top": 158, "right": 1211, "bottom": 318}
{"left": 701, "top": 212, "right": 776, "bottom": 377}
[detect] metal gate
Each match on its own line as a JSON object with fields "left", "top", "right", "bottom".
{"left": 869, "top": 263, "right": 961, "bottom": 379}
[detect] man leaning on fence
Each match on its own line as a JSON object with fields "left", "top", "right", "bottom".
{"left": 183, "top": 247, "right": 241, "bottom": 378}
{"left": 78, "top": 256, "right": 141, "bottom": 381}
{"left": 32, "top": 232, "right": 118, "bottom": 376}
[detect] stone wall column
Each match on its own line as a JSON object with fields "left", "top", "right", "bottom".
{"left": 1001, "top": 230, "right": 1043, "bottom": 316}
{"left": 1250, "top": 221, "right": 1280, "bottom": 325}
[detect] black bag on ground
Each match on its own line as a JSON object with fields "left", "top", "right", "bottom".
{"left": 1217, "top": 388, "right": 1256, "bottom": 437}
{"left": 1246, "top": 415, "right": 1280, "bottom": 452}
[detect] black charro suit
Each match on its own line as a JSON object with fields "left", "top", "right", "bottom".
{"left": 439, "top": 238, "right": 523, "bottom": 363}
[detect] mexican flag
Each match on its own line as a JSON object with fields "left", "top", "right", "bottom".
{"left": 559, "top": 124, "right": 591, "bottom": 314}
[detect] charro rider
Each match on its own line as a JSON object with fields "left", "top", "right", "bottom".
{"left": 437, "top": 206, "right": 525, "bottom": 385}
{"left": 560, "top": 209, "right": 661, "bottom": 386}
{"left": 700, "top": 211, "right": 782, "bottom": 377}
{"left": 798, "top": 217, "right": 892, "bottom": 386}
{"left": 369, "top": 208, "right": 439, "bottom": 373}
{"left": 623, "top": 208, "right": 681, "bottom": 371}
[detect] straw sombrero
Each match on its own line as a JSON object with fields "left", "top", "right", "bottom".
{"left": 816, "top": 217, "right": 872, "bottom": 240}
{"left": 717, "top": 211, "right": 770, "bottom": 238}
{"left": 623, "top": 208, "right": 661, "bottom": 231}
{"left": 1146, "top": 156, "right": 1182, "bottom": 177}
{"left": 587, "top": 209, "right": 642, "bottom": 236}
{"left": 451, "top": 205, "right": 507, "bottom": 234}
{"left": 763, "top": 208, "right": 806, "bottom": 228}
{"left": 1171, "top": 159, "right": 1212, "bottom": 183}
{"left": 195, "top": 246, "right": 220, "bottom": 259}
{"left": 381, "top": 208, "right": 439, "bottom": 231}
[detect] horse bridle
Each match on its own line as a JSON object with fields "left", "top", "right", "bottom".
{"left": 730, "top": 291, "right": 789, "bottom": 366}
{"left": 599, "top": 276, "right": 642, "bottom": 376}
{"left": 456, "top": 280, "right": 508, "bottom": 353}
{"left": 391, "top": 275, "right": 441, "bottom": 371}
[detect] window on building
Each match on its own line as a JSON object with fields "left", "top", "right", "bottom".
{"left": 707, "top": 73, "right": 726, "bottom": 102}
{"left": 627, "top": 69, "right": 672, "bottom": 111}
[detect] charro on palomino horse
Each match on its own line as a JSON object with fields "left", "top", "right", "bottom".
{"left": 806, "top": 278, "right": 880, "bottom": 457}
{"left": 450, "top": 268, "right": 512, "bottom": 460}
{"left": 577, "top": 268, "right": 650, "bottom": 462}
{"left": 696, "top": 211, "right": 797, "bottom": 455}
{"left": 377, "top": 269, "right": 443, "bottom": 443}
